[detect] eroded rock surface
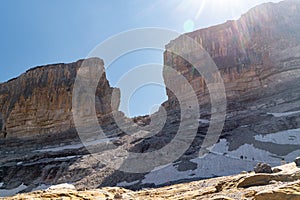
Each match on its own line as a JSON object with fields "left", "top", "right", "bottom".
{"left": 0, "top": 58, "right": 120, "bottom": 138}
{"left": 163, "top": 0, "right": 300, "bottom": 111}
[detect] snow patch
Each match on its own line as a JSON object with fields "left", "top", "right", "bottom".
{"left": 141, "top": 138, "right": 291, "bottom": 186}
{"left": 285, "top": 149, "right": 300, "bottom": 162}
{"left": 141, "top": 152, "right": 259, "bottom": 186}
{"left": 34, "top": 137, "right": 119, "bottom": 152}
{"left": 84, "top": 137, "right": 119, "bottom": 146}
{"left": 34, "top": 143, "right": 83, "bottom": 152}
{"left": 0, "top": 183, "right": 27, "bottom": 197}
{"left": 241, "top": 125, "right": 249, "bottom": 128}
{"left": 198, "top": 119, "right": 210, "bottom": 124}
{"left": 142, "top": 164, "right": 194, "bottom": 185}
{"left": 47, "top": 183, "right": 76, "bottom": 191}
{"left": 116, "top": 180, "right": 139, "bottom": 187}
{"left": 255, "top": 128, "right": 300, "bottom": 145}
{"left": 151, "top": 163, "right": 173, "bottom": 172}
{"left": 0, "top": 182, "right": 3, "bottom": 187}
{"left": 54, "top": 155, "right": 78, "bottom": 161}
{"left": 268, "top": 110, "right": 300, "bottom": 117}
{"left": 31, "top": 184, "right": 50, "bottom": 192}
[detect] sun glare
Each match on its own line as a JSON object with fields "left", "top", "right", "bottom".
{"left": 178, "top": 0, "right": 247, "bottom": 32}
{"left": 194, "top": 0, "right": 245, "bottom": 19}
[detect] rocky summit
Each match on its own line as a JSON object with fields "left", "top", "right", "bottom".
{"left": 1, "top": 0, "right": 300, "bottom": 199}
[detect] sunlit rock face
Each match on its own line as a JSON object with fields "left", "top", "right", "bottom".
{"left": 163, "top": 0, "right": 300, "bottom": 110}
{"left": 0, "top": 58, "right": 120, "bottom": 138}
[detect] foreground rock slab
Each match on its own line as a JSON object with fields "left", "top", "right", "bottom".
{"left": 3, "top": 163, "right": 300, "bottom": 200}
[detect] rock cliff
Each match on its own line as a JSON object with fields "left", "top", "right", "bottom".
{"left": 1, "top": 0, "right": 300, "bottom": 198}
{"left": 0, "top": 58, "right": 120, "bottom": 138}
{"left": 163, "top": 0, "right": 300, "bottom": 110}
{"left": 153, "top": 0, "right": 300, "bottom": 187}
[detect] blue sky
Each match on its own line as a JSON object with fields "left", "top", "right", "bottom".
{"left": 0, "top": 0, "right": 282, "bottom": 117}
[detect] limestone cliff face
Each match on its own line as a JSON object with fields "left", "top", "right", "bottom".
{"left": 163, "top": 0, "right": 300, "bottom": 110}
{"left": 0, "top": 58, "right": 120, "bottom": 138}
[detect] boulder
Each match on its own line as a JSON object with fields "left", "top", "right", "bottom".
{"left": 294, "top": 157, "right": 300, "bottom": 167}
{"left": 272, "top": 168, "right": 282, "bottom": 173}
{"left": 237, "top": 174, "right": 272, "bottom": 188}
{"left": 254, "top": 163, "right": 273, "bottom": 174}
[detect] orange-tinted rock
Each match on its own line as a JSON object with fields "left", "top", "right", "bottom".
{"left": 0, "top": 58, "right": 120, "bottom": 138}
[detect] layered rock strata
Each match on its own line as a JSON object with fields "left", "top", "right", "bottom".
{"left": 163, "top": 0, "right": 300, "bottom": 111}
{"left": 0, "top": 58, "right": 120, "bottom": 138}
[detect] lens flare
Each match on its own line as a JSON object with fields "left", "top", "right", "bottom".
{"left": 183, "top": 19, "right": 195, "bottom": 32}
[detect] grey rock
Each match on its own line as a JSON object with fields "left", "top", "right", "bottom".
{"left": 254, "top": 163, "right": 273, "bottom": 174}
{"left": 272, "top": 168, "right": 282, "bottom": 173}
{"left": 294, "top": 157, "right": 300, "bottom": 167}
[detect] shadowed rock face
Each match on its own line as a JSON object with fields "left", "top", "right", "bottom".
{"left": 0, "top": 113, "right": 3, "bottom": 132}
{"left": 0, "top": 58, "right": 120, "bottom": 138}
